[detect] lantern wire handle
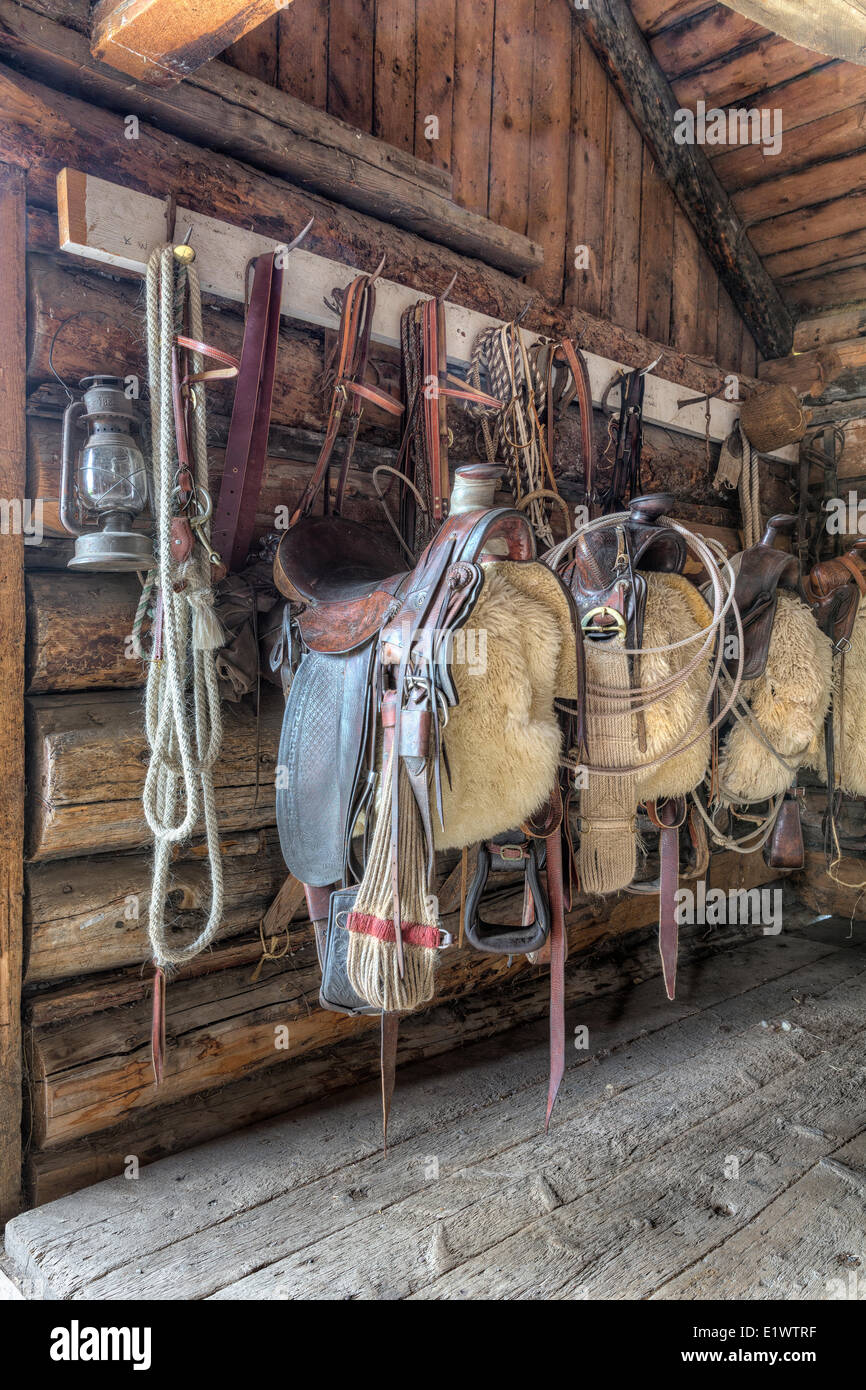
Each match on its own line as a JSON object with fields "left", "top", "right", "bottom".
{"left": 48, "top": 310, "right": 113, "bottom": 402}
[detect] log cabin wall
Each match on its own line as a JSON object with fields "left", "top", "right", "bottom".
{"left": 1, "top": 0, "right": 793, "bottom": 1214}
{"left": 224, "top": 1, "right": 760, "bottom": 374}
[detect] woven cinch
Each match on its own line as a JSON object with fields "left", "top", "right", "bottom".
{"left": 579, "top": 637, "right": 638, "bottom": 894}
{"left": 345, "top": 558, "right": 578, "bottom": 1012}
{"left": 578, "top": 572, "right": 714, "bottom": 895}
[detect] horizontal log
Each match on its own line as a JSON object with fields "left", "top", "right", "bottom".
{"left": 760, "top": 337, "right": 866, "bottom": 406}
{"left": 0, "top": 6, "right": 550, "bottom": 278}
{"left": 24, "top": 827, "right": 290, "bottom": 985}
{"left": 793, "top": 850, "right": 866, "bottom": 923}
{"left": 26, "top": 571, "right": 143, "bottom": 691}
{"left": 793, "top": 306, "right": 866, "bottom": 354}
{"left": 27, "top": 254, "right": 326, "bottom": 434}
{"left": 0, "top": 60, "right": 758, "bottom": 397}
{"left": 26, "top": 688, "right": 281, "bottom": 861}
{"left": 26, "top": 849, "right": 783, "bottom": 1149}
{"left": 90, "top": 0, "right": 287, "bottom": 86}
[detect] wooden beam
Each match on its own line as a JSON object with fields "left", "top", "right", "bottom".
{"left": 0, "top": 2, "right": 547, "bottom": 277}
{"left": 0, "top": 60, "right": 762, "bottom": 403}
{"left": 90, "top": 0, "right": 292, "bottom": 86}
{"left": 56, "top": 166, "right": 797, "bottom": 454}
{"left": 0, "top": 160, "right": 26, "bottom": 1227}
{"left": 572, "top": 0, "right": 794, "bottom": 359}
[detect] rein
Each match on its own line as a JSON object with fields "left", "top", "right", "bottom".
{"left": 469, "top": 320, "right": 564, "bottom": 545}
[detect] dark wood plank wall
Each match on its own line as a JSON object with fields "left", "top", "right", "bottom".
{"left": 224, "top": 1, "right": 759, "bottom": 374}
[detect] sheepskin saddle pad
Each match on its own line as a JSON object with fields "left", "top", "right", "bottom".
{"left": 433, "top": 559, "right": 577, "bottom": 851}
{"left": 578, "top": 571, "right": 714, "bottom": 897}
{"left": 721, "top": 592, "right": 832, "bottom": 806}
{"left": 807, "top": 594, "right": 866, "bottom": 796}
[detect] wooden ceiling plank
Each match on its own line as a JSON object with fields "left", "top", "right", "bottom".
{"left": 782, "top": 265, "right": 866, "bottom": 314}
{"left": 750, "top": 191, "right": 866, "bottom": 258}
{"left": 650, "top": 6, "right": 766, "bottom": 82}
{"left": 672, "top": 35, "right": 834, "bottom": 112}
{"left": 703, "top": 59, "right": 866, "bottom": 144}
{"left": 629, "top": 1, "right": 717, "bottom": 38}
{"left": 713, "top": 102, "right": 866, "bottom": 192}
{"left": 573, "top": 0, "right": 793, "bottom": 357}
{"left": 794, "top": 305, "right": 866, "bottom": 352}
{"left": 91, "top": 0, "right": 292, "bottom": 87}
{"left": 733, "top": 149, "right": 866, "bottom": 226}
{"left": 766, "top": 225, "right": 866, "bottom": 281}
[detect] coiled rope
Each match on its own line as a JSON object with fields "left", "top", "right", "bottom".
{"left": 143, "top": 245, "right": 225, "bottom": 980}
{"left": 546, "top": 515, "right": 744, "bottom": 778}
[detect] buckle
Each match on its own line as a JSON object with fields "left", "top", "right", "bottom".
{"left": 437, "top": 928, "right": 454, "bottom": 949}
{"left": 496, "top": 844, "right": 527, "bottom": 861}
{"left": 581, "top": 604, "right": 627, "bottom": 640}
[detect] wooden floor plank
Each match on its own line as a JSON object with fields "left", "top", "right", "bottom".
{"left": 652, "top": 1128, "right": 866, "bottom": 1300}
{"left": 411, "top": 986, "right": 866, "bottom": 1300}
{"left": 6, "top": 921, "right": 863, "bottom": 1302}
{"left": 213, "top": 957, "right": 866, "bottom": 1301}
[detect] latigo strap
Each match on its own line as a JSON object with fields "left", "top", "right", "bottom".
{"left": 211, "top": 252, "right": 284, "bottom": 573}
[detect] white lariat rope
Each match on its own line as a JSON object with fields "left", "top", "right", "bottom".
{"left": 143, "top": 244, "right": 225, "bottom": 975}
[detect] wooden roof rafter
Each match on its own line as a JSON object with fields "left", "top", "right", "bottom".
{"left": 90, "top": 0, "right": 294, "bottom": 86}
{"left": 573, "top": 0, "right": 794, "bottom": 357}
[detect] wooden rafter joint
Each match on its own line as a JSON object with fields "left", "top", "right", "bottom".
{"left": 91, "top": 0, "right": 293, "bottom": 87}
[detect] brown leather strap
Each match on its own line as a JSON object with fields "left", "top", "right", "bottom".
{"left": 212, "top": 253, "right": 284, "bottom": 571}
{"left": 381, "top": 1011, "right": 400, "bottom": 1153}
{"left": 838, "top": 553, "right": 866, "bottom": 596}
{"left": 648, "top": 799, "right": 686, "bottom": 1001}
{"left": 151, "top": 963, "right": 166, "bottom": 1086}
{"left": 556, "top": 339, "right": 595, "bottom": 508}
{"left": 544, "top": 790, "right": 567, "bottom": 1132}
{"left": 291, "top": 273, "right": 403, "bottom": 527}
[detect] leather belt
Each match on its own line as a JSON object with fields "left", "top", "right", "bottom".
{"left": 546, "top": 338, "right": 595, "bottom": 511}
{"left": 211, "top": 252, "right": 285, "bottom": 573}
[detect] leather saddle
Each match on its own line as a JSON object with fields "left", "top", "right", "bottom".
{"left": 557, "top": 493, "right": 686, "bottom": 645}
{"left": 803, "top": 538, "right": 866, "bottom": 648}
{"left": 274, "top": 503, "right": 536, "bottom": 895}
{"left": 727, "top": 515, "right": 801, "bottom": 680}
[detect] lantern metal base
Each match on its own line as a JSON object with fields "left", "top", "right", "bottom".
{"left": 68, "top": 530, "right": 154, "bottom": 571}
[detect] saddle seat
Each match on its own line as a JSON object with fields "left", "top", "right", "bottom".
{"left": 273, "top": 515, "right": 407, "bottom": 654}
{"left": 274, "top": 507, "right": 536, "bottom": 654}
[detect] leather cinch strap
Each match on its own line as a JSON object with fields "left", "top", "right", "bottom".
{"left": 211, "top": 253, "right": 284, "bottom": 572}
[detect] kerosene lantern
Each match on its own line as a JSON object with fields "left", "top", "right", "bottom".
{"left": 59, "top": 375, "right": 153, "bottom": 570}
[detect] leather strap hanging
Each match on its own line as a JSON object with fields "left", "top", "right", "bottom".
{"left": 543, "top": 785, "right": 567, "bottom": 1132}
{"left": 540, "top": 338, "right": 595, "bottom": 512}
{"left": 211, "top": 253, "right": 285, "bottom": 573}
{"left": 647, "top": 798, "right": 687, "bottom": 1002}
{"left": 398, "top": 292, "right": 501, "bottom": 553}
{"left": 291, "top": 270, "right": 404, "bottom": 526}
{"left": 601, "top": 366, "right": 647, "bottom": 514}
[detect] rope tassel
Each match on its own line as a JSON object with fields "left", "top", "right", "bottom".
{"left": 345, "top": 748, "right": 439, "bottom": 1013}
